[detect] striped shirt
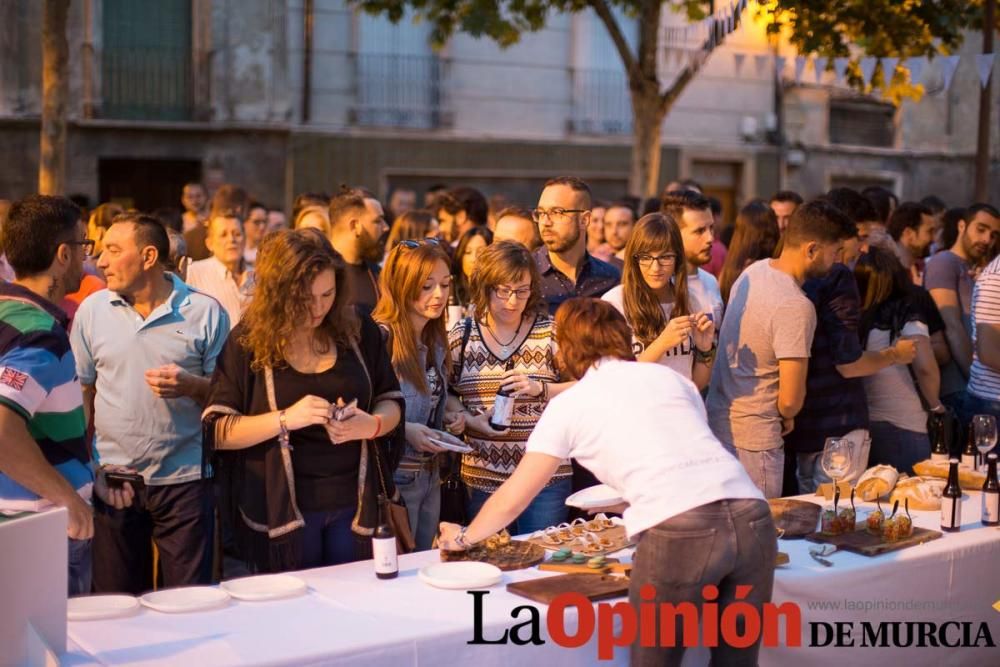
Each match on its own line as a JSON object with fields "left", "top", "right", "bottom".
{"left": 969, "top": 255, "right": 1000, "bottom": 400}
{"left": 0, "top": 282, "right": 92, "bottom": 512}
{"left": 448, "top": 314, "right": 571, "bottom": 492}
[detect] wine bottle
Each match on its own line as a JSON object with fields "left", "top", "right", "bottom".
{"left": 373, "top": 495, "right": 398, "bottom": 579}
{"left": 940, "top": 458, "right": 962, "bottom": 533}
{"left": 961, "top": 426, "right": 979, "bottom": 470}
{"left": 929, "top": 413, "right": 949, "bottom": 462}
{"left": 489, "top": 357, "right": 517, "bottom": 432}
{"left": 447, "top": 291, "right": 464, "bottom": 328}
{"left": 982, "top": 453, "right": 999, "bottom": 527}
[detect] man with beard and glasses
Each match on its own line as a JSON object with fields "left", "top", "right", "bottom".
{"left": 531, "top": 176, "right": 620, "bottom": 316}
{"left": 925, "top": 203, "right": 1000, "bottom": 413}
{"left": 328, "top": 186, "right": 389, "bottom": 314}
{"left": 706, "top": 200, "right": 858, "bottom": 497}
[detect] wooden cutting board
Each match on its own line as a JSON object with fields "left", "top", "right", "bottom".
{"left": 507, "top": 573, "right": 630, "bottom": 604}
{"left": 805, "top": 526, "right": 942, "bottom": 556}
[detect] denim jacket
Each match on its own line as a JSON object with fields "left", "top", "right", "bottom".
{"left": 398, "top": 341, "right": 448, "bottom": 468}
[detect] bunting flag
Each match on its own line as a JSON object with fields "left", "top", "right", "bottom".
{"left": 813, "top": 57, "right": 828, "bottom": 84}
{"left": 734, "top": 53, "right": 746, "bottom": 76}
{"left": 906, "top": 56, "right": 926, "bottom": 86}
{"left": 976, "top": 53, "right": 996, "bottom": 89}
{"left": 794, "top": 57, "right": 807, "bottom": 84}
{"left": 755, "top": 54, "right": 770, "bottom": 77}
{"left": 775, "top": 55, "right": 787, "bottom": 78}
{"left": 859, "top": 57, "right": 878, "bottom": 87}
{"left": 939, "top": 55, "right": 961, "bottom": 92}
{"left": 833, "top": 57, "right": 850, "bottom": 84}
{"left": 880, "top": 57, "right": 899, "bottom": 90}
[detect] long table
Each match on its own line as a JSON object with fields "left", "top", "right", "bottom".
{"left": 63, "top": 492, "right": 1000, "bottom": 666}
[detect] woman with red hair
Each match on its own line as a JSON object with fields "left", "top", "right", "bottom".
{"left": 438, "top": 297, "right": 774, "bottom": 667}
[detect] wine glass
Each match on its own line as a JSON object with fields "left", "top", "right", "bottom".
{"left": 821, "top": 437, "right": 854, "bottom": 489}
{"left": 972, "top": 414, "right": 997, "bottom": 473}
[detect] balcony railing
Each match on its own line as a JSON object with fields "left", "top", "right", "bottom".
{"left": 570, "top": 68, "right": 632, "bottom": 135}
{"left": 353, "top": 54, "right": 447, "bottom": 129}
{"left": 100, "top": 46, "right": 194, "bottom": 121}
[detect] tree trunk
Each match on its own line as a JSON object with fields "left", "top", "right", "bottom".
{"left": 974, "top": 0, "right": 995, "bottom": 201}
{"left": 629, "top": 91, "right": 667, "bottom": 198}
{"left": 39, "top": 0, "right": 70, "bottom": 195}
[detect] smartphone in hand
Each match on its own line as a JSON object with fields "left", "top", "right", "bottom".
{"left": 104, "top": 471, "right": 145, "bottom": 491}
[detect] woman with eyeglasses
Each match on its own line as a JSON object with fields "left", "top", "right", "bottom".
{"left": 372, "top": 240, "right": 467, "bottom": 549}
{"left": 602, "top": 213, "right": 716, "bottom": 389}
{"left": 445, "top": 241, "right": 574, "bottom": 533}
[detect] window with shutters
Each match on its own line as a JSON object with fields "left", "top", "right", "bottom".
{"left": 828, "top": 99, "right": 896, "bottom": 148}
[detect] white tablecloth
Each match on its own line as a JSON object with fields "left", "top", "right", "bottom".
{"left": 63, "top": 493, "right": 1000, "bottom": 666}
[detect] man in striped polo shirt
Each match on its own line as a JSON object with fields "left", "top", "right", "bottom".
{"left": 0, "top": 195, "right": 129, "bottom": 595}
{"left": 966, "top": 251, "right": 1000, "bottom": 419}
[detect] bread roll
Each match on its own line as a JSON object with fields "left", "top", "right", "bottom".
{"left": 856, "top": 465, "right": 899, "bottom": 501}
{"left": 890, "top": 476, "right": 945, "bottom": 511}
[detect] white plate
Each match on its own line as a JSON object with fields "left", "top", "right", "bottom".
{"left": 565, "top": 483, "right": 624, "bottom": 509}
{"left": 140, "top": 587, "right": 230, "bottom": 613}
{"left": 419, "top": 562, "right": 503, "bottom": 590}
{"left": 221, "top": 574, "right": 308, "bottom": 601}
{"left": 428, "top": 436, "right": 473, "bottom": 454}
{"left": 68, "top": 595, "right": 140, "bottom": 621}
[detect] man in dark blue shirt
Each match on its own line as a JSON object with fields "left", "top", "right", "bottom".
{"left": 531, "top": 177, "right": 620, "bottom": 316}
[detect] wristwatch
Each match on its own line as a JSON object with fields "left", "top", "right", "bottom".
{"left": 455, "top": 526, "right": 472, "bottom": 549}
{"left": 694, "top": 344, "right": 717, "bottom": 364}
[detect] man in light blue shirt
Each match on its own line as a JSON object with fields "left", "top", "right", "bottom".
{"left": 71, "top": 213, "right": 229, "bottom": 594}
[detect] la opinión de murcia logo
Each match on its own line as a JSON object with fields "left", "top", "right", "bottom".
{"left": 467, "top": 585, "right": 996, "bottom": 658}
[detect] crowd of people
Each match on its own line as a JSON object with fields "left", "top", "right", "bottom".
{"left": 1, "top": 173, "right": 999, "bottom": 663}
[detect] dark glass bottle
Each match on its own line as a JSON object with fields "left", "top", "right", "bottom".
{"left": 940, "top": 458, "right": 962, "bottom": 533}
{"left": 961, "top": 426, "right": 979, "bottom": 470}
{"left": 982, "top": 453, "right": 999, "bottom": 527}
{"left": 929, "top": 413, "right": 949, "bottom": 462}
{"left": 489, "top": 357, "right": 517, "bottom": 432}
{"left": 447, "top": 291, "right": 463, "bottom": 329}
{"left": 373, "top": 495, "right": 398, "bottom": 579}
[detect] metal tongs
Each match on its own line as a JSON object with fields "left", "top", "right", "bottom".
{"left": 808, "top": 544, "right": 837, "bottom": 567}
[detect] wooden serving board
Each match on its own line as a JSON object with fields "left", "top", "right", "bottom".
{"left": 526, "top": 524, "right": 634, "bottom": 556}
{"left": 507, "top": 573, "right": 630, "bottom": 605}
{"left": 805, "top": 526, "right": 942, "bottom": 556}
{"left": 538, "top": 557, "right": 621, "bottom": 575}
{"left": 440, "top": 539, "right": 546, "bottom": 571}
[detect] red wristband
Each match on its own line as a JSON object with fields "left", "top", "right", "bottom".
{"left": 370, "top": 414, "right": 382, "bottom": 439}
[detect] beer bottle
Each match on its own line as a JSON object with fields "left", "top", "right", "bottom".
{"left": 961, "top": 426, "right": 979, "bottom": 470}
{"left": 940, "top": 458, "right": 962, "bottom": 533}
{"left": 373, "top": 495, "right": 398, "bottom": 579}
{"left": 929, "top": 413, "right": 949, "bottom": 462}
{"left": 982, "top": 453, "right": 999, "bottom": 527}
{"left": 489, "top": 357, "right": 517, "bottom": 432}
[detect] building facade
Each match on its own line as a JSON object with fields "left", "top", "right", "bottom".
{"left": 0, "top": 0, "right": 995, "bottom": 219}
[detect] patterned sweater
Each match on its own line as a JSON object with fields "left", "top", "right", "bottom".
{"left": 448, "top": 314, "right": 572, "bottom": 492}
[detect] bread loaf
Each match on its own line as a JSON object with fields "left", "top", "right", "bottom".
{"left": 889, "top": 476, "right": 945, "bottom": 511}
{"left": 856, "top": 465, "right": 899, "bottom": 501}
{"left": 912, "top": 459, "right": 985, "bottom": 490}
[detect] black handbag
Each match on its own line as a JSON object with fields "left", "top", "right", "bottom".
{"left": 439, "top": 317, "right": 473, "bottom": 524}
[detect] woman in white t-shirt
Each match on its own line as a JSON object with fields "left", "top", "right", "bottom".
{"left": 438, "top": 298, "right": 772, "bottom": 666}
{"left": 854, "top": 248, "right": 942, "bottom": 474}
{"left": 602, "top": 213, "right": 716, "bottom": 388}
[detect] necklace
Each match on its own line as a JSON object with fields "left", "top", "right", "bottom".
{"left": 485, "top": 318, "right": 520, "bottom": 357}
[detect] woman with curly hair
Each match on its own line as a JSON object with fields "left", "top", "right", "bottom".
{"left": 203, "top": 228, "right": 404, "bottom": 572}
{"left": 602, "top": 213, "right": 716, "bottom": 389}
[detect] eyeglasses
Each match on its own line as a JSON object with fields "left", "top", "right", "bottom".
{"left": 67, "top": 239, "right": 96, "bottom": 257}
{"left": 493, "top": 286, "right": 532, "bottom": 301}
{"left": 531, "top": 208, "right": 587, "bottom": 224}
{"left": 398, "top": 237, "right": 443, "bottom": 249}
{"left": 634, "top": 253, "right": 677, "bottom": 268}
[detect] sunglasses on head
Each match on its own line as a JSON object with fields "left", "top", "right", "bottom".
{"left": 398, "top": 238, "right": 443, "bottom": 249}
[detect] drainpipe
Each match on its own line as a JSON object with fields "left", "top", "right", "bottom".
{"left": 301, "top": 0, "right": 313, "bottom": 124}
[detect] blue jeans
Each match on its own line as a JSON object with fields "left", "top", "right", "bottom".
{"left": 394, "top": 464, "right": 441, "bottom": 551}
{"left": 467, "top": 476, "right": 572, "bottom": 535}
{"left": 868, "top": 421, "right": 930, "bottom": 475}
{"left": 736, "top": 448, "right": 784, "bottom": 499}
{"left": 630, "top": 499, "right": 776, "bottom": 667}
{"left": 68, "top": 537, "right": 92, "bottom": 596}
{"left": 300, "top": 507, "right": 360, "bottom": 569}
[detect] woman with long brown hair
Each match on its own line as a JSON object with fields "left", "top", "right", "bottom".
{"left": 445, "top": 240, "right": 574, "bottom": 532}
{"left": 384, "top": 209, "right": 441, "bottom": 255}
{"left": 204, "top": 228, "right": 403, "bottom": 572}
{"left": 452, "top": 225, "right": 493, "bottom": 309}
{"left": 372, "top": 239, "right": 465, "bottom": 549}
{"left": 602, "top": 213, "right": 715, "bottom": 389}
{"left": 718, "top": 200, "right": 781, "bottom": 303}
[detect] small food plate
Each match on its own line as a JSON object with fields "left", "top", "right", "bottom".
{"left": 140, "top": 587, "right": 231, "bottom": 613}
{"left": 419, "top": 562, "right": 503, "bottom": 590}
{"left": 221, "top": 574, "right": 308, "bottom": 601}
{"left": 565, "top": 484, "right": 624, "bottom": 510}
{"left": 428, "top": 436, "right": 473, "bottom": 454}
{"left": 68, "top": 595, "right": 140, "bottom": 621}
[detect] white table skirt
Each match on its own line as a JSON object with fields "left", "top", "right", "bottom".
{"left": 63, "top": 493, "right": 1000, "bottom": 666}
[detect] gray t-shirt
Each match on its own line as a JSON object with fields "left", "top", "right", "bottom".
{"left": 706, "top": 259, "right": 817, "bottom": 452}
{"left": 924, "top": 250, "right": 973, "bottom": 397}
